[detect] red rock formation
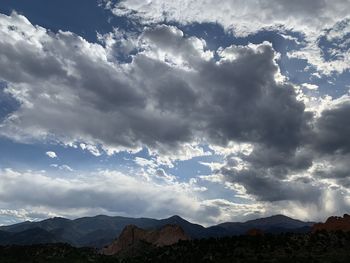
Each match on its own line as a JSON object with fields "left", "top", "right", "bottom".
{"left": 312, "top": 214, "right": 350, "bottom": 232}
{"left": 102, "top": 224, "right": 189, "bottom": 255}
{"left": 246, "top": 228, "right": 264, "bottom": 236}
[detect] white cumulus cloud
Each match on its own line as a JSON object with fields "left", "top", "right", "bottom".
{"left": 46, "top": 151, "right": 57, "bottom": 158}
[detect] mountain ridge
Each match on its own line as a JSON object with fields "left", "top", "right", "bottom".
{"left": 0, "top": 214, "right": 315, "bottom": 247}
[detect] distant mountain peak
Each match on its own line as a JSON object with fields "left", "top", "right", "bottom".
{"left": 49, "top": 216, "right": 69, "bottom": 221}
{"left": 251, "top": 214, "right": 293, "bottom": 220}
{"left": 167, "top": 215, "right": 185, "bottom": 220}
{"left": 268, "top": 214, "right": 291, "bottom": 218}
{"left": 245, "top": 214, "right": 309, "bottom": 225}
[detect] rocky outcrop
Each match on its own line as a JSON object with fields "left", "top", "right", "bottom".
{"left": 102, "top": 224, "right": 189, "bottom": 255}
{"left": 312, "top": 214, "right": 350, "bottom": 232}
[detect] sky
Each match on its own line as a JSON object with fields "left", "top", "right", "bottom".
{"left": 0, "top": 0, "right": 349, "bottom": 226}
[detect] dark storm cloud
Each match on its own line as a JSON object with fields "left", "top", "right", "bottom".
{"left": 314, "top": 156, "right": 350, "bottom": 180}
{"left": 313, "top": 100, "right": 350, "bottom": 154}
{"left": 135, "top": 26, "right": 312, "bottom": 153}
{"left": 0, "top": 40, "right": 67, "bottom": 83}
{"left": 301, "top": 100, "right": 350, "bottom": 173}
{"left": 220, "top": 167, "right": 321, "bottom": 203}
{"left": 214, "top": 148, "right": 319, "bottom": 203}
{"left": 244, "top": 145, "right": 313, "bottom": 178}
{"left": 214, "top": 99, "right": 350, "bottom": 203}
{"left": 302, "top": 100, "right": 350, "bottom": 184}
{"left": 198, "top": 45, "right": 312, "bottom": 151}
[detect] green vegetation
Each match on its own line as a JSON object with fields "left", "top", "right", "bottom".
{"left": 1, "top": 231, "right": 350, "bottom": 262}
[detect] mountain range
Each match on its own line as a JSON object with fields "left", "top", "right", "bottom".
{"left": 0, "top": 214, "right": 314, "bottom": 248}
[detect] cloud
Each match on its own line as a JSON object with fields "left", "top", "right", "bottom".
{"left": 46, "top": 151, "right": 57, "bottom": 158}
{"left": 203, "top": 162, "right": 350, "bottom": 221}
{"left": 79, "top": 143, "right": 101, "bottom": 156}
{"left": 302, "top": 83, "right": 319, "bottom": 90}
{"left": 306, "top": 96, "right": 350, "bottom": 187}
{"left": 108, "top": 0, "right": 350, "bottom": 74}
{"left": 110, "top": 0, "right": 349, "bottom": 35}
{"left": 1, "top": 11, "right": 350, "bottom": 223}
{"left": 220, "top": 167, "right": 321, "bottom": 203}
{"left": 0, "top": 209, "right": 58, "bottom": 226}
{"left": 0, "top": 13, "right": 309, "bottom": 158}
{"left": 50, "top": 164, "right": 74, "bottom": 172}
{"left": 0, "top": 168, "right": 196, "bottom": 218}
{"left": 199, "top": 199, "right": 265, "bottom": 223}
{"left": 1, "top": 166, "right": 348, "bottom": 225}
{"left": 312, "top": 97, "right": 350, "bottom": 154}
{"left": 203, "top": 95, "right": 350, "bottom": 218}
{"left": 0, "top": 168, "right": 249, "bottom": 225}
{"left": 290, "top": 18, "right": 350, "bottom": 75}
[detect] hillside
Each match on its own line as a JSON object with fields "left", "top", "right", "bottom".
{"left": 0, "top": 214, "right": 314, "bottom": 247}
